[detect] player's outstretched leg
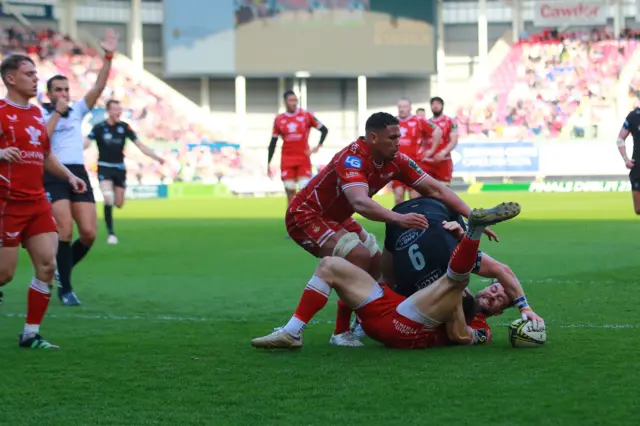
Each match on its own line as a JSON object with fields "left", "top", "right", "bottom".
{"left": 448, "top": 202, "right": 520, "bottom": 282}
{"left": 252, "top": 257, "right": 376, "bottom": 350}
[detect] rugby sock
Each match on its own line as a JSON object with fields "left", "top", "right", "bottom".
{"left": 104, "top": 205, "right": 114, "bottom": 235}
{"left": 24, "top": 278, "right": 52, "bottom": 336}
{"left": 71, "top": 239, "right": 91, "bottom": 267}
{"left": 333, "top": 300, "right": 352, "bottom": 335}
{"left": 466, "top": 223, "right": 485, "bottom": 241}
{"left": 56, "top": 241, "right": 73, "bottom": 294}
{"left": 447, "top": 236, "right": 480, "bottom": 281}
{"left": 284, "top": 276, "right": 331, "bottom": 335}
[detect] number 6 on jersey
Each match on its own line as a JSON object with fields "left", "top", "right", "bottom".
{"left": 408, "top": 244, "right": 426, "bottom": 270}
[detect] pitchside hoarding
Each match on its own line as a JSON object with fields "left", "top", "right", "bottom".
{"left": 451, "top": 140, "right": 628, "bottom": 177}
{"left": 163, "top": 0, "right": 437, "bottom": 77}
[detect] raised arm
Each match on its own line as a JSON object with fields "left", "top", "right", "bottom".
{"left": 84, "top": 29, "right": 119, "bottom": 109}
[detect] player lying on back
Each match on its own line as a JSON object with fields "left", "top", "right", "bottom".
{"left": 282, "top": 112, "right": 497, "bottom": 347}
{"left": 252, "top": 202, "right": 543, "bottom": 349}
{"left": 336, "top": 196, "right": 543, "bottom": 345}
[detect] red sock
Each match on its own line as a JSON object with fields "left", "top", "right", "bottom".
{"left": 25, "top": 278, "right": 51, "bottom": 330}
{"left": 333, "top": 300, "right": 352, "bottom": 335}
{"left": 292, "top": 276, "right": 330, "bottom": 324}
{"left": 447, "top": 236, "right": 480, "bottom": 279}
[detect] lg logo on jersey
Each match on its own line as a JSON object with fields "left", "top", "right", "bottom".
{"left": 344, "top": 156, "right": 362, "bottom": 169}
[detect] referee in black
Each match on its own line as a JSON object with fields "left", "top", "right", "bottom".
{"left": 616, "top": 107, "right": 640, "bottom": 214}
{"left": 85, "top": 100, "right": 165, "bottom": 244}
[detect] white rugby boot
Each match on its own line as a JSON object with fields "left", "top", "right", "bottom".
{"left": 251, "top": 328, "right": 302, "bottom": 349}
{"left": 329, "top": 331, "right": 364, "bottom": 347}
{"left": 107, "top": 234, "right": 119, "bottom": 245}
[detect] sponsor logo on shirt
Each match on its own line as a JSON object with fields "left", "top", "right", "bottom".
{"left": 26, "top": 126, "right": 41, "bottom": 145}
{"left": 344, "top": 156, "right": 362, "bottom": 169}
{"left": 408, "top": 159, "right": 424, "bottom": 175}
{"left": 346, "top": 171, "right": 360, "bottom": 179}
{"left": 395, "top": 228, "right": 426, "bottom": 251}
{"left": 7, "top": 114, "right": 18, "bottom": 122}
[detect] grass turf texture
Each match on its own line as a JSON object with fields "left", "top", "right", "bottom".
{"left": 1, "top": 192, "right": 639, "bottom": 425}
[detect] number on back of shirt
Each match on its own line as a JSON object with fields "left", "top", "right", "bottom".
{"left": 408, "top": 244, "right": 425, "bottom": 270}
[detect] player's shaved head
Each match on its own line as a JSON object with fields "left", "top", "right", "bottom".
{"left": 0, "top": 54, "right": 34, "bottom": 85}
{"left": 397, "top": 98, "right": 412, "bottom": 119}
{"left": 365, "top": 112, "right": 399, "bottom": 133}
{"left": 365, "top": 112, "right": 400, "bottom": 161}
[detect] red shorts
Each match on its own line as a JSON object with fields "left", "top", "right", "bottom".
{"left": 421, "top": 159, "right": 453, "bottom": 183}
{"left": 285, "top": 212, "right": 364, "bottom": 257}
{"left": 281, "top": 162, "right": 312, "bottom": 183}
{"left": 0, "top": 199, "right": 57, "bottom": 248}
{"left": 356, "top": 286, "right": 448, "bottom": 349}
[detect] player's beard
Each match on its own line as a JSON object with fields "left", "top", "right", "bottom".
{"left": 432, "top": 110, "right": 443, "bottom": 118}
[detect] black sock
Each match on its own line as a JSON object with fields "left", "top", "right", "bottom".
{"left": 56, "top": 241, "right": 73, "bottom": 295}
{"left": 104, "top": 205, "right": 114, "bottom": 235}
{"left": 71, "top": 239, "right": 91, "bottom": 267}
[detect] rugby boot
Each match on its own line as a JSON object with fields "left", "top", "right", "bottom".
{"left": 469, "top": 202, "right": 521, "bottom": 228}
{"left": 60, "top": 291, "right": 82, "bottom": 306}
{"left": 251, "top": 327, "right": 302, "bottom": 349}
{"left": 19, "top": 333, "right": 59, "bottom": 349}
{"left": 329, "top": 331, "right": 364, "bottom": 347}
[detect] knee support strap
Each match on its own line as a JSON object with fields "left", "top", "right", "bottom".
{"left": 362, "top": 232, "right": 380, "bottom": 257}
{"left": 332, "top": 232, "right": 361, "bottom": 259}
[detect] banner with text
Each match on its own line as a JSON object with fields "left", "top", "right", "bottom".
{"left": 533, "top": 1, "right": 607, "bottom": 27}
{"left": 452, "top": 141, "right": 539, "bottom": 175}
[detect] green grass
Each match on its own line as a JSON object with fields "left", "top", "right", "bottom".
{"left": 1, "top": 192, "right": 640, "bottom": 425}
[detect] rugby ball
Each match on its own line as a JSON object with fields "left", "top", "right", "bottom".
{"left": 508, "top": 319, "right": 546, "bottom": 348}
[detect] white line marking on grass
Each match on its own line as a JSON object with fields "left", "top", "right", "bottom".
{"left": 2, "top": 313, "right": 639, "bottom": 329}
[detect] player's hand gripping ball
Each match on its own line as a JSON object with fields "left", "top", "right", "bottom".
{"left": 508, "top": 318, "right": 546, "bottom": 348}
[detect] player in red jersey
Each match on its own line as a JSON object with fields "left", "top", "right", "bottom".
{"left": 252, "top": 202, "right": 541, "bottom": 349}
{"left": 268, "top": 90, "right": 329, "bottom": 206}
{"left": 0, "top": 54, "right": 87, "bottom": 349}
{"left": 422, "top": 97, "right": 459, "bottom": 184}
{"left": 252, "top": 112, "right": 498, "bottom": 347}
{"left": 392, "top": 98, "right": 442, "bottom": 205}
{"left": 415, "top": 108, "right": 426, "bottom": 119}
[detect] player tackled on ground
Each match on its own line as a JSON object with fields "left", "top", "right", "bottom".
{"left": 85, "top": 100, "right": 165, "bottom": 244}
{"left": 272, "top": 112, "right": 497, "bottom": 346}
{"left": 0, "top": 54, "right": 88, "bottom": 349}
{"left": 268, "top": 90, "right": 329, "bottom": 206}
{"left": 344, "top": 196, "right": 543, "bottom": 341}
{"left": 252, "top": 202, "right": 534, "bottom": 349}
{"left": 392, "top": 98, "right": 442, "bottom": 205}
{"left": 616, "top": 107, "right": 640, "bottom": 214}
{"left": 421, "top": 97, "right": 458, "bottom": 185}
{"left": 41, "top": 28, "right": 118, "bottom": 306}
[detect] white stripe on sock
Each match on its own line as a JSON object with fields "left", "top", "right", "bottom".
{"left": 29, "top": 277, "right": 50, "bottom": 295}
{"left": 307, "top": 275, "right": 331, "bottom": 297}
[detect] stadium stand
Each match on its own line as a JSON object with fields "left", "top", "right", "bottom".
{"left": 457, "top": 29, "right": 639, "bottom": 140}
{"left": 0, "top": 24, "right": 256, "bottom": 185}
